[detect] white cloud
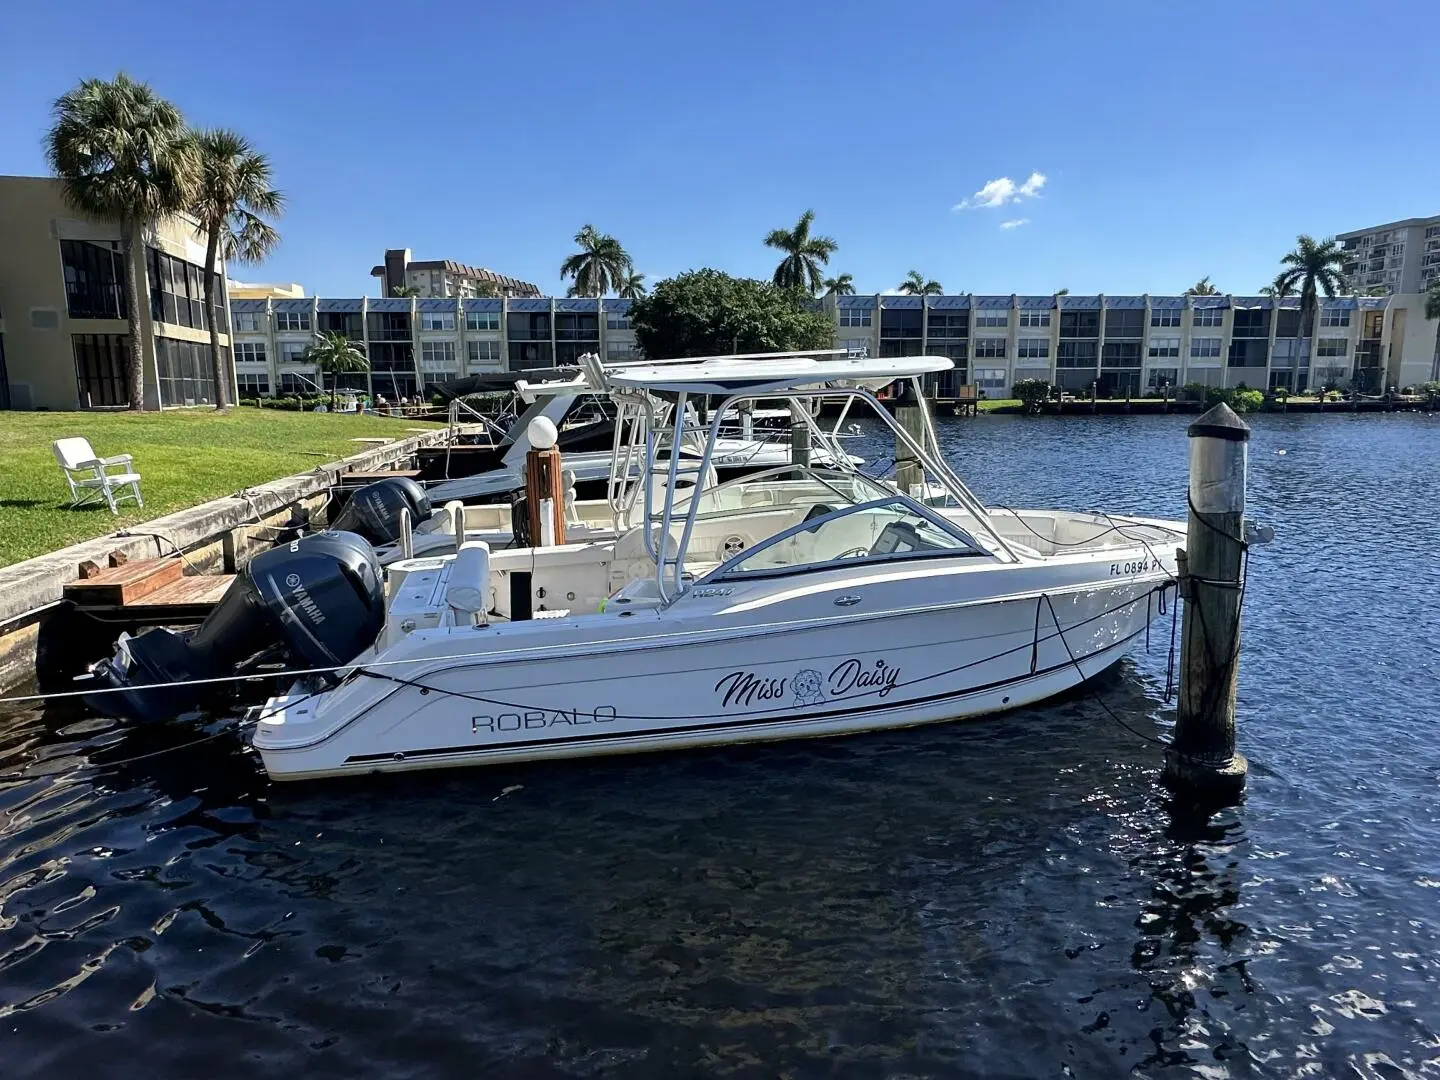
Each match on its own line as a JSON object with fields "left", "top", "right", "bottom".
{"left": 1000, "top": 218, "right": 1030, "bottom": 230}
{"left": 953, "top": 170, "right": 1047, "bottom": 211}
{"left": 879, "top": 287, "right": 906, "bottom": 295}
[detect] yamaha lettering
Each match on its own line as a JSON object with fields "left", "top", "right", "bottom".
{"left": 472, "top": 706, "right": 618, "bottom": 734}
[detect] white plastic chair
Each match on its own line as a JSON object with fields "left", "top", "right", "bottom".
{"left": 52, "top": 437, "right": 143, "bottom": 513}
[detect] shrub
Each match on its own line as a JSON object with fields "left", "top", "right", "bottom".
{"left": 1012, "top": 378, "right": 1052, "bottom": 415}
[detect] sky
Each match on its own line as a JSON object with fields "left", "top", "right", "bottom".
{"left": 3, "top": 0, "right": 1436, "bottom": 299}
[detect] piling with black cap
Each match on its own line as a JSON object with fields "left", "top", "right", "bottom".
{"left": 1166, "top": 401, "right": 1250, "bottom": 798}
{"left": 893, "top": 378, "right": 927, "bottom": 496}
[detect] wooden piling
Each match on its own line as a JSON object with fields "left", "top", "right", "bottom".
{"left": 1165, "top": 402, "right": 1250, "bottom": 798}
{"left": 894, "top": 380, "right": 926, "bottom": 496}
{"left": 524, "top": 446, "right": 566, "bottom": 548}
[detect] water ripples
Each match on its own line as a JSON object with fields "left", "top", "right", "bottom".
{"left": 2, "top": 412, "right": 1439, "bottom": 1077}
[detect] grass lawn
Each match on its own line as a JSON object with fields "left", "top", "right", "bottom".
{"left": 0, "top": 408, "right": 443, "bottom": 568}
{"left": 977, "top": 398, "right": 1021, "bottom": 412}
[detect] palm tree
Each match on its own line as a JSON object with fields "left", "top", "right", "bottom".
{"left": 1274, "top": 235, "right": 1350, "bottom": 375}
{"left": 45, "top": 73, "right": 199, "bottom": 411}
{"left": 617, "top": 270, "right": 647, "bottom": 299}
{"left": 303, "top": 331, "right": 369, "bottom": 411}
{"left": 1186, "top": 277, "right": 1219, "bottom": 296}
{"left": 391, "top": 284, "right": 420, "bottom": 298}
{"left": 823, "top": 273, "right": 855, "bottom": 296}
{"left": 192, "top": 129, "right": 283, "bottom": 410}
{"left": 1055, "top": 288, "right": 1070, "bottom": 296}
{"left": 1258, "top": 274, "right": 1292, "bottom": 299}
{"left": 560, "top": 225, "right": 632, "bottom": 297}
{"left": 764, "top": 210, "right": 837, "bottom": 294}
{"left": 898, "top": 270, "right": 942, "bottom": 296}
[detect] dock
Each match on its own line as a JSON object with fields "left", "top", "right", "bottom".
{"left": 64, "top": 557, "right": 233, "bottom": 625}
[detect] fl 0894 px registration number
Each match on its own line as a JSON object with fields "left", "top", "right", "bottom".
{"left": 1109, "top": 557, "right": 1151, "bottom": 576}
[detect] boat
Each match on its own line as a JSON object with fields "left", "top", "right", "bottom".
{"left": 89, "top": 351, "right": 1185, "bottom": 781}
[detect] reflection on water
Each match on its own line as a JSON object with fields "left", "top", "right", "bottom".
{"left": 3, "top": 412, "right": 1440, "bottom": 1078}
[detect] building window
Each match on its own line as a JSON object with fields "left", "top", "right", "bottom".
{"left": 420, "top": 310, "right": 456, "bottom": 331}
{"left": 466, "top": 310, "right": 500, "bottom": 332}
{"left": 1231, "top": 309, "right": 1269, "bottom": 337}
{"left": 1148, "top": 336, "right": 1180, "bottom": 358}
{"left": 61, "top": 240, "right": 128, "bottom": 319}
{"left": 1146, "top": 368, "right": 1179, "bottom": 390}
{"left": 1227, "top": 339, "right": 1268, "bottom": 367}
{"left": 1059, "top": 311, "right": 1100, "bottom": 337}
{"left": 235, "top": 341, "right": 267, "bottom": 364}
{"left": 276, "top": 310, "right": 311, "bottom": 332}
{"left": 278, "top": 372, "right": 321, "bottom": 395}
{"left": 1056, "top": 341, "right": 1097, "bottom": 367}
{"left": 278, "top": 341, "right": 307, "bottom": 364}
{"left": 839, "top": 309, "right": 871, "bottom": 327}
{"left": 973, "top": 367, "right": 1007, "bottom": 389}
{"left": 927, "top": 312, "right": 969, "bottom": 338}
{"left": 1320, "top": 309, "right": 1350, "bottom": 328}
{"left": 507, "top": 312, "right": 551, "bottom": 342}
{"left": 973, "top": 337, "right": 1007, "bottom": 359}
{"left": 155, "top": 337, "right": 218, "bottom": 406}
{"left": 367, "top": 311, "right": 412, "bottom": 341}
{"left": 1102, "top": 342, "right": 1142, "bottom": 368}
{"left": 1104, "top": 309, "right": 1145, "bottom": 338}
{"left": 840, "top": 338, "right": 870, "bottom": 356}
{"left": 555, "top": 313, "right": 599, "bottom": 341}
{"left": 879, "top": 310, "right": 922, "bottom": 339}
{"left": 233, "top": 311, "right": 262, "bottom": 333}
{"left": 1192, "top": 307, "right": 1224, "bottom": 327}
{"left": 147, "top": 248, "right": 215, "bottom": 331}
{"left": 1151, "top": 309, "right": 1180, "bottom": 328}
{"left": 71, "top": 333, "right": 130, "bottom": 408}
{"left": 1316, "top": 338, "right": 1348, "bottom": 358}
{"left": 420, "top": 340, "right": 457, "bottom": 368}
{"left": 1017, "top": 337, "right": 1050, "bottom": 359}
{"left": 605, "top": 311, "right": 631, "bottom": 331}
{"left": 237, "top": 372, "right": 270, "bottom": 396}
{"left": 605, "top": 340, "right": 638, "bottom": 362}
{"left": 1018, "top": 310, "right": 1050, "bottom": 328}
{"left": 974, "top": 311, "right": 1009, "bottom": 328}
{"left": 467, "top": 339, "right": 501, "bottom": 367}
{"left": 1190, "top": 337, "right": 1222, "bottom": 359}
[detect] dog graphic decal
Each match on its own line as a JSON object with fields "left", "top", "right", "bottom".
{"left": 792, "top": 668, "right": 825, "bottom": 707}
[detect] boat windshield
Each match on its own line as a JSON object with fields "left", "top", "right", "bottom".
{"left": 671, "top": 465, "right": 890, "bottom": 523}
{"left": 706, "top": 497, "right": 987, "bottom": 581}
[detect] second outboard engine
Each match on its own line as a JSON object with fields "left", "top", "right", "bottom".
{"left": 328, "top": 477, "right": 431, "bottom": 546}
{"left": 88, "top": 531, "right": 385, "bottom": 723}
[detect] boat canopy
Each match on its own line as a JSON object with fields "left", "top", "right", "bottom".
{"left": 607, "top": 354, "right": 953, "bottom": 394}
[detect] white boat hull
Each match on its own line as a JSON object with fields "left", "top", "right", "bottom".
{"left": 253, "top": 558, "right": 1177, "bottom": 780}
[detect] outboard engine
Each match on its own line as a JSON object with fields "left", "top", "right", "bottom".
{"left": 328, "top": 477, "right": 431, "bottom": 546}
{"left": 88, "top": 531, "right": 385, "bottom": 723}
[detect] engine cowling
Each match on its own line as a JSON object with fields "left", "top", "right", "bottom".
{"left": 328, "top": 477, "right": 431, "bottom": 546}
{"left": 88, "top": 531, "right": 385, "bottom": 722}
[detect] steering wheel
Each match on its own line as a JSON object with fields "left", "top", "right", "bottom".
{"left": 835, "top": 546, "right": 871, "bottom": 559}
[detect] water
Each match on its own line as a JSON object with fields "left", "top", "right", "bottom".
{"left": 3, "top": 412, "right": 1439, "bottom": 1078}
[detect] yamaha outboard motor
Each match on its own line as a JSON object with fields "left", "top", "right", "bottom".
{"left": 328, "top": 477, "right": 431, "bottom": 546}
{"left": 88, "top": 531, "right": 385, "bottom": 723}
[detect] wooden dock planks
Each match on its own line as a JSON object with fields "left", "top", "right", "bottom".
{"left": 64, "top": 559, "right": 183, "bottom": 606}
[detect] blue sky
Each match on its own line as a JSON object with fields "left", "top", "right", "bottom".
{"left": 2, "top": 0, "right": 1435, "bottom": 298}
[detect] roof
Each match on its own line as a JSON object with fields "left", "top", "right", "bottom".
{"left": 607, "top": 354, "right": 952, "bottom": 394}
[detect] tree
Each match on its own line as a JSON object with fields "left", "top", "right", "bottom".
{"left": 1274, "top": 234, "right": 1350, "bottom": 375}
{"left": 618, "top": 270, "right": 647, "bottom": 299}
{"left": 560, "top": 224, "right": 632, "bottom": 297}
{"left": 1426, "top": 280, "right": 1440, "bottom": 321}
{"left": 628, "top": 269, "right": 835, "bottom": 359}
{"left": 823, "top": 273, "right": 855, "bottom": 296}
{"left": 192, "top": 129, "right": 283, "bottom": 411}
{"left": 302, "top": 331, "right": 369, "bottom": 411}
{"left": 898, "top": 270, "right": 942, "bottom": 296}
{"left": 1258, "top": 274, "right": 1292, "bottom": 299}
{"left": 45, "top": 73, "right": 200, "bottom": 411}
{"left": 391, "top": 284, "right": 420, "bottom": 297}
{"left": 1055, "top": 288, "right": 1070, "bottom": 296}
{"left": 764, "top": 209, "right": 837, "bottom": 294}
{"left": 1186, "top": 277, "right": 1219, "bottom": 296}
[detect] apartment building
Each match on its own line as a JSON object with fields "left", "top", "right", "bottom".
{"left": 227, "top": 290, "right": 1437, "bottom": 402}
{"left": 831, "top": 292, "right": 1431, "bottom": 396}
{"left": 1337, "top": 215, "right": 1440, "bottom": 296}
{"left": 228, "top": 294, "right": 637, "bottom": 399}
{"left": 369, "top": 248, "right": 540, "bottom": 300}
{"left": 0, "top": 175, "right": 231, "bottom": 410}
